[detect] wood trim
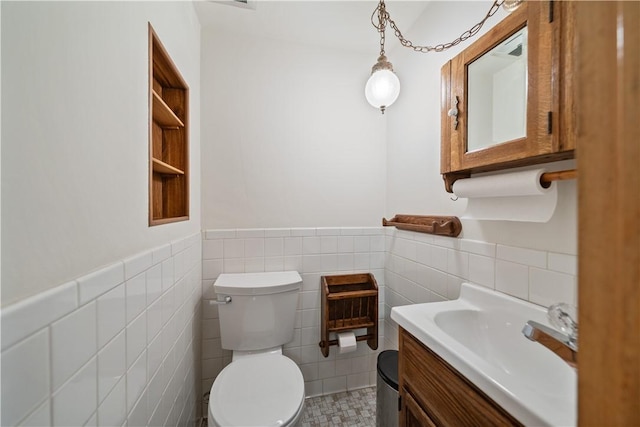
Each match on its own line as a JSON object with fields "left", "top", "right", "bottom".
{"left": 577, "top": 2, "right": 640, "bottom": 426}
{"left": 183, "top": 86, "right": 190, "bottom": 220}
{"left": 148, "top": 23, "right": 155, "bottom": 227}
{"left": 149, "top": 216, "right": 190, "bottom": 227}
{"left": 440, "top": 61, "right": 452, "bottom": 174}
{"left": 149, "top": 26, "right": 188, "bottom": 89}
{"left": 558, "top": 1, "right": 578, "bottom": 152}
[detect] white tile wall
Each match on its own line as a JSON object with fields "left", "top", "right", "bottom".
{"left": 201, "top": 227, "right": 385, "bottom": 398}
{"left": 384, "top": 228, "right": 578, "bottom": 351}
{"left": 0, "top": 233, "right": 202, "bottom": 427}
{"left": 0, "top": 329, "right": 50, "bottom": 427}
{"left": 1, "top": 222, "right": 579, "bottom": 425}
{"left": 50, "top": 301, "right": 98, "bottom": 391}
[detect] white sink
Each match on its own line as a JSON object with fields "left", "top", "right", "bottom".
{"left": 391, "top": 282, "right": 576, "bottom": 427}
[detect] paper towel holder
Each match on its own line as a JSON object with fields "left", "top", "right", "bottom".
{"left": 539, "top": 169, "right": 577, "bottom": 187}
{"left": 319, "top": 273, "right": 378, "bottom": 357}
{"left": 443, "top": 168, "right": 577, "bottom": 193}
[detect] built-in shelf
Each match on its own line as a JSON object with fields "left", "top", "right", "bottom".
{"left": 152, "top": 91, "right": 184, "bottom": 129}
{"left": 149, "top": 23, "right": 189, "bottom": 226}
{"left": 152, "top": 158, "right": 184, "bottom": 175}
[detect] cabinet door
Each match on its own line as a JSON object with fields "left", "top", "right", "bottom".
{"left": 399, "top": 329, "right": 522, "bottom": 427}
{"left": 441, "top": 1, "right": 574, "bottom": 186}
{"left": 401, "top": 390, "right": 437, "bottom": 427}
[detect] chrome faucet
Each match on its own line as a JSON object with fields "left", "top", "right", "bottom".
{"left": 522, "top": 303, "right": 578, "bottom": 368}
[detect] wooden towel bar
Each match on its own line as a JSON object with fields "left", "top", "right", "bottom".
{"left": 382, "top": 215, "right": 462, "bottom": 237}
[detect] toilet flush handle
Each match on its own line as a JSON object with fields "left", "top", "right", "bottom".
{"left": 209, "top": 296, "right": 232, "bottom": 305}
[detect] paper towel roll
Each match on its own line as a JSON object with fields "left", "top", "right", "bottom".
{"left": 337, "top": 331, "right": 357, "bottom": 354}
{"left": 452, "top": 168, "right": 558, "bottom": 222}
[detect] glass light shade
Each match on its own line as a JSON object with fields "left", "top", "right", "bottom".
{"left": 502, "top": 0, "right": 524, "bottom": 12}
{"left": 365, "top": 69, "right": 400, "bottom": 113}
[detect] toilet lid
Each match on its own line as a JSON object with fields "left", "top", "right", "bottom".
{"left": 210, "top": 354, "right": 305, "bottom": 427}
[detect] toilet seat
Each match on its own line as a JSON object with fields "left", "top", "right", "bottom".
{"left": 209, "top": 354, "right": 305, "bottom": 427}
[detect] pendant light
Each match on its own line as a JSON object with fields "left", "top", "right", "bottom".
{"left": 365, "top": 0, "right": 521, "bottom": 114}
{"left": 365, "top": 55, "right": 400, "bottom": 115}
{"left": 365, "top": 0, "right": 399, "bottom": 114}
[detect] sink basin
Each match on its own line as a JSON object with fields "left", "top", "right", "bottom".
{"left": 391, "top": 282, "right": 576, "bottom": 427}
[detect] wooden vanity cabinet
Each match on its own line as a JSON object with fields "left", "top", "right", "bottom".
{"left": 441, "top": 1, "right": 576, "bottom": 192}
{"left": 398, "top": 328, "right": 522, "bottom": 427}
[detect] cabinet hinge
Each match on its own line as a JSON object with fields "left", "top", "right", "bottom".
{"left": 549, "top": 0, "right": 554, "bottom": 23}
{"left": 398, "top": 395, "right": 402, "bottom": 412}
{"left": 548, "top": 111, "right": 553, "bottom": 134}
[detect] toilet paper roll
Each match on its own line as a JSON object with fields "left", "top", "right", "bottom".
{"left": 337, "top": 331, "right": 357, "bottom": 354}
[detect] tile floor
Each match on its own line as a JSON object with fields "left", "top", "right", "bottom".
{"left": 299, "top": 387, "right": 377, "bottom": 427}
{"left": 202, "top": 386, "right": 377, "bottom": 427}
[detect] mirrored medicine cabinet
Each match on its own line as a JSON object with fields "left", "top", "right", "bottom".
{"left": 440, "top": 1, "right": 577, "bottom": 192}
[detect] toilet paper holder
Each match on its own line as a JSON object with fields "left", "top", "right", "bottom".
{"left": 318, "top": 273, "right": 378, "bottom": 357}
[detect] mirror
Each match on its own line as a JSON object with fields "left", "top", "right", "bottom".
{"left": 467, "top": 26, "right": 528, "bottom": 152}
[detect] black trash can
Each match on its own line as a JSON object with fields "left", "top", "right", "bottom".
{"left": 376, "top": 350, "right": 399, "bottom": 427}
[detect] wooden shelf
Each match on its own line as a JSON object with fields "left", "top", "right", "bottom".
{"left": 319, "top": 273, "right": 378, "bottom": 357}
{"left": 150, "top": 216, "right": 189, "bottom": 226}
{"left": 152, "top": 91, "right": 184, "bottom": 129}
{"left": 149, "top": 24, "right": 189, "bottom": 226}
{"left": 152, "top": 158, "right": 184, "bottom": 175}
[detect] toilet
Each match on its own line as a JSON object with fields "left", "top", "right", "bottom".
{"left": 208, "top": 271, "right": 305, "bottom": 427}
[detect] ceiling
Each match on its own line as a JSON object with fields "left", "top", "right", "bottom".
{"left": 194, "top": 0, "right": 431, "bottom": 54}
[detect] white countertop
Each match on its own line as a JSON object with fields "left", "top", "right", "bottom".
{"left": 391, "top": 282, "right": 576, "bottom": 427}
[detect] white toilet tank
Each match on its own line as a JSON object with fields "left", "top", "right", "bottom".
{"left": 214, "top": 271, "right": 302, "bottom": 351}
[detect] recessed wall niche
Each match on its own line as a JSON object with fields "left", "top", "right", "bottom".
{"left": 149, "top": 23, "right": 189, "bottom": 226}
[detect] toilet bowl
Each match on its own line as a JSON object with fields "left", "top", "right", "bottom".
{"left": 206, "top": 271, "right": 306, "bottom": 427}
{"left": 208, "top": 353, "right": 305, "bottom": 427}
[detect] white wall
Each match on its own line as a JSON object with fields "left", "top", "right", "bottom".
{"left": 386, "top": 1, "right": 577, "bottom": 255}
{"left": 1, "top": 0, "right": 3, "bottom": 312}
{"left": 1, "top": 3, "right": 204, "bottom": 426}
{"left": 200, "top": 30, "right": 386, "bottom": 229}
{"left": 1, "top": 1, "right": 202, "bottom": 306}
